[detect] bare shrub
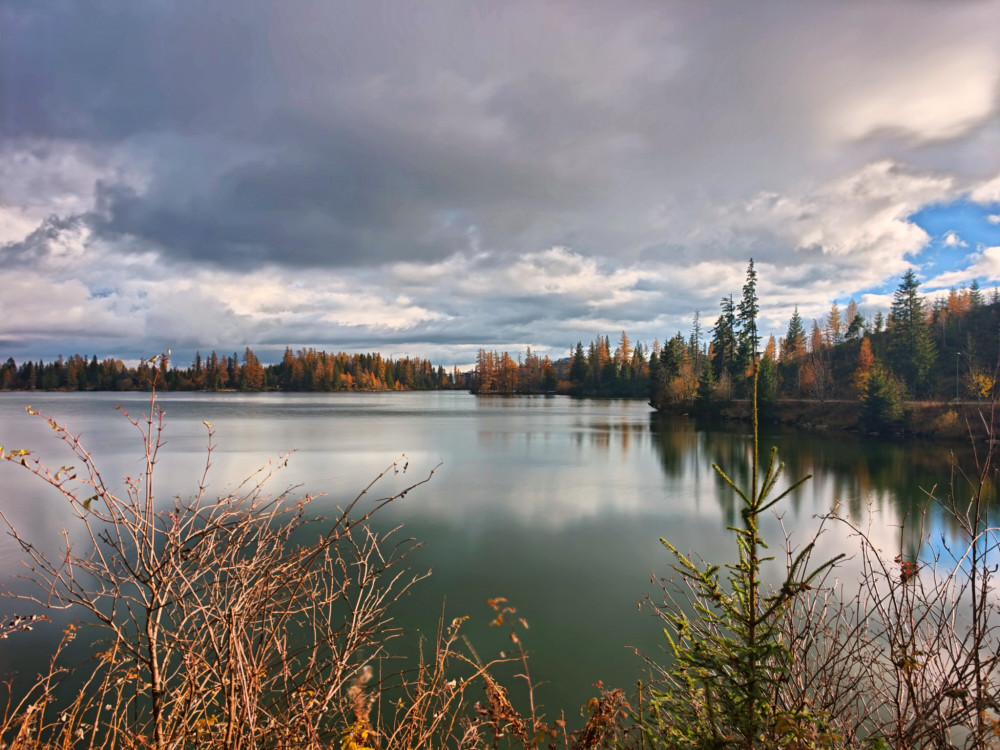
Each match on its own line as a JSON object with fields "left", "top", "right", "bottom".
{"left": 771, "top": 404, "right": 1000, "bottom": 749}
{"left": 0, "top": 384, "right": 523, "bottom": 749}
{"left": 0, "top": 382, "right": 638, "bottom": 750}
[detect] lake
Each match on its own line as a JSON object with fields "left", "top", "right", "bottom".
{"left": 0, "top": 390, "right": 981, "bottom": 716}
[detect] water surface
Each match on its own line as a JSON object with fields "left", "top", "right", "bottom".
{"left": 0, "top": 391, "right": 980, "bottom": 714}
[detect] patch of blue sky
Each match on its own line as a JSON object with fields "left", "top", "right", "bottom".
{"left": 832, "top": 199, "right": 1000, "bottom": 309}
{"left": 909, "top": 198, "right": 1000, "bottom": 283}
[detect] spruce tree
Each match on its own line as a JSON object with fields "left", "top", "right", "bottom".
{"left": 736, "top": 259, "right": 760, "bottom": 384}
{"left": 689, "top": 309, "right": 703, "bottom": 377}
{"left": 711, "top": 296, "right": 737, "bottom": 382}
{"left": 782, "top": 307, "right": 806, "bottom": 361}
{"left": 888, "top": 270, "right": 936, "bottom": 395}
{"left": 845, "top": 313, "right": 866, "bottom": 341}
{"left": 569, "top": 342, "right": 587, "bottom": 385}
{"left": 969, "top": 278, "right": 984, "bottom": 308}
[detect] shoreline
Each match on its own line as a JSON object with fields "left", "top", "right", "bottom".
{"left": 658, "top": 398, "right": 995, "bottom": 443}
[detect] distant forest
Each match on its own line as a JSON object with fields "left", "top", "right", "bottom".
{"left": 4, "top": 266, "right": 1000, "bottom": 407}
{"left": 0, "top": 348, "right": 462, "bottom": 392}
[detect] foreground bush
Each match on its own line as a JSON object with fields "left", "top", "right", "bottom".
{"left": 0, "top": 389, "right": 470, "bottom": 748}
{"left": 0, "top": 386, "right": 635, "bottom": 750}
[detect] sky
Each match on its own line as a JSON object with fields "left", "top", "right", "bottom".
{"left": 3, "top": 0, "right": 1000, "bottom": 369}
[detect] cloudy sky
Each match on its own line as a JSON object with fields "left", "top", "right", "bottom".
{"left": 3, "top": 0, "right": 1000, "bottom": 368}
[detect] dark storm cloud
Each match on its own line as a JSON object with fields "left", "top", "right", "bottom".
{"left": 1, "top": 2, "right": 281, "bottom": 140}
{"left": 3, "top": 0, "right": 686, "bottom": 269}
{"left": 89, "top": 115, "right": 574, "bottom": 267}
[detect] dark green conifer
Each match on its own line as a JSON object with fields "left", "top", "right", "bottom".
{"left": 888, "top": 269, "right": 937, "bottom": 395}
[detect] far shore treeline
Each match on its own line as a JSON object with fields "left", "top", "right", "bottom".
{"left": 5, "top": 266, "right": 1000, "bottom": 420}
{"left": 0, "top": 349, "right": 463, "bottom": 392}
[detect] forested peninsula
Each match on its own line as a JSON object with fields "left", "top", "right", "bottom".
{"left": 471, "top": 262, "right": 1000, "bottom": 437}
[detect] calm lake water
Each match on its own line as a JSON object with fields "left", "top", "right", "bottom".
{"left": 0, "top": 391, "right": 982, "bottom": 715}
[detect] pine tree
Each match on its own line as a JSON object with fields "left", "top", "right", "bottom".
{"left": 695, "top": 361, "right": 716, "bottom": 407}
{"left": 970, "top": 278, "right": 984, "bottom": 308}
{"left": 736, "top": 259, "right": 759, "bottom": 383}
{"left": 861, "top": 364, "right": 904, "bottom": 430}
{"left": 781, "top": 307, "right": 806, "bottom": 361}
{"left": 845, "top": 313, "right": 866, "bottom": 341}
{"left": 689, "top": 310, "right": 703, "bottom": 376}
{"left": 888, "top": 269, "right": 937, "bottom": 395}
{"left": 651, "top": 369, "right": 842, "bottom": 746}
{"left": 570, "top": 342, "right": 588, "bottom": 386}
{"left": 711, "top": 296, "right": 737, "bottom": 382}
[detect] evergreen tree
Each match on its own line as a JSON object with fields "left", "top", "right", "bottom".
{"left": 888, "top": 269, "right": 937, "bottom": 395}
{"left": 569, "top": 342, "right": 588, "bottom": 386}
{"left": 969, "top": 278, "right": 984, "bottom": 308}
{"left": 648, "top": 350, "right": 665, "bottom": 404}
{"left": 695, "top": 361, "right": 716, "bottom": 406}
{"left": 689, "top": 309, "right": 703, "bottom": 376}
{"left": 845, "top": 313, "right": 866, "bottom": 341}
{"left": 736, "top": 258, "right": 759, "bottom": 382}
{"left": 861, "top": 364, "right": 904, "bottom": 431}
{"left": 542, "top": 358, "right": 557, "bottom": 392}
{"left": 781, "top": 307, "right": 806, "bottom": 361}
{"left": 711, "top": 296, "right": 737, "bottom": 382}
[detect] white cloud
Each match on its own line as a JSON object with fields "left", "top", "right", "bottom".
{"left": 713, "top": 161, "right": 954, "bottom": 303}
{"left": 739, "top": 162, "right": 946, "bottom": 259}
{"left": 988, "top": 215, "right": 1000, "bottom": 225}
{"left": 942, "top": 230, "right": 967, "bottom": 248}
{"left": 927, "top": 247, "right": 1000, "bottom": 288}
{"left": 971, "top": 173, "right": 1000, "bottom": 204}
{"left": 0, "top": 273, "right": 128, "bottom": 341}
{"left": 834, "top": 49, "right": 999, "bottom": 143}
